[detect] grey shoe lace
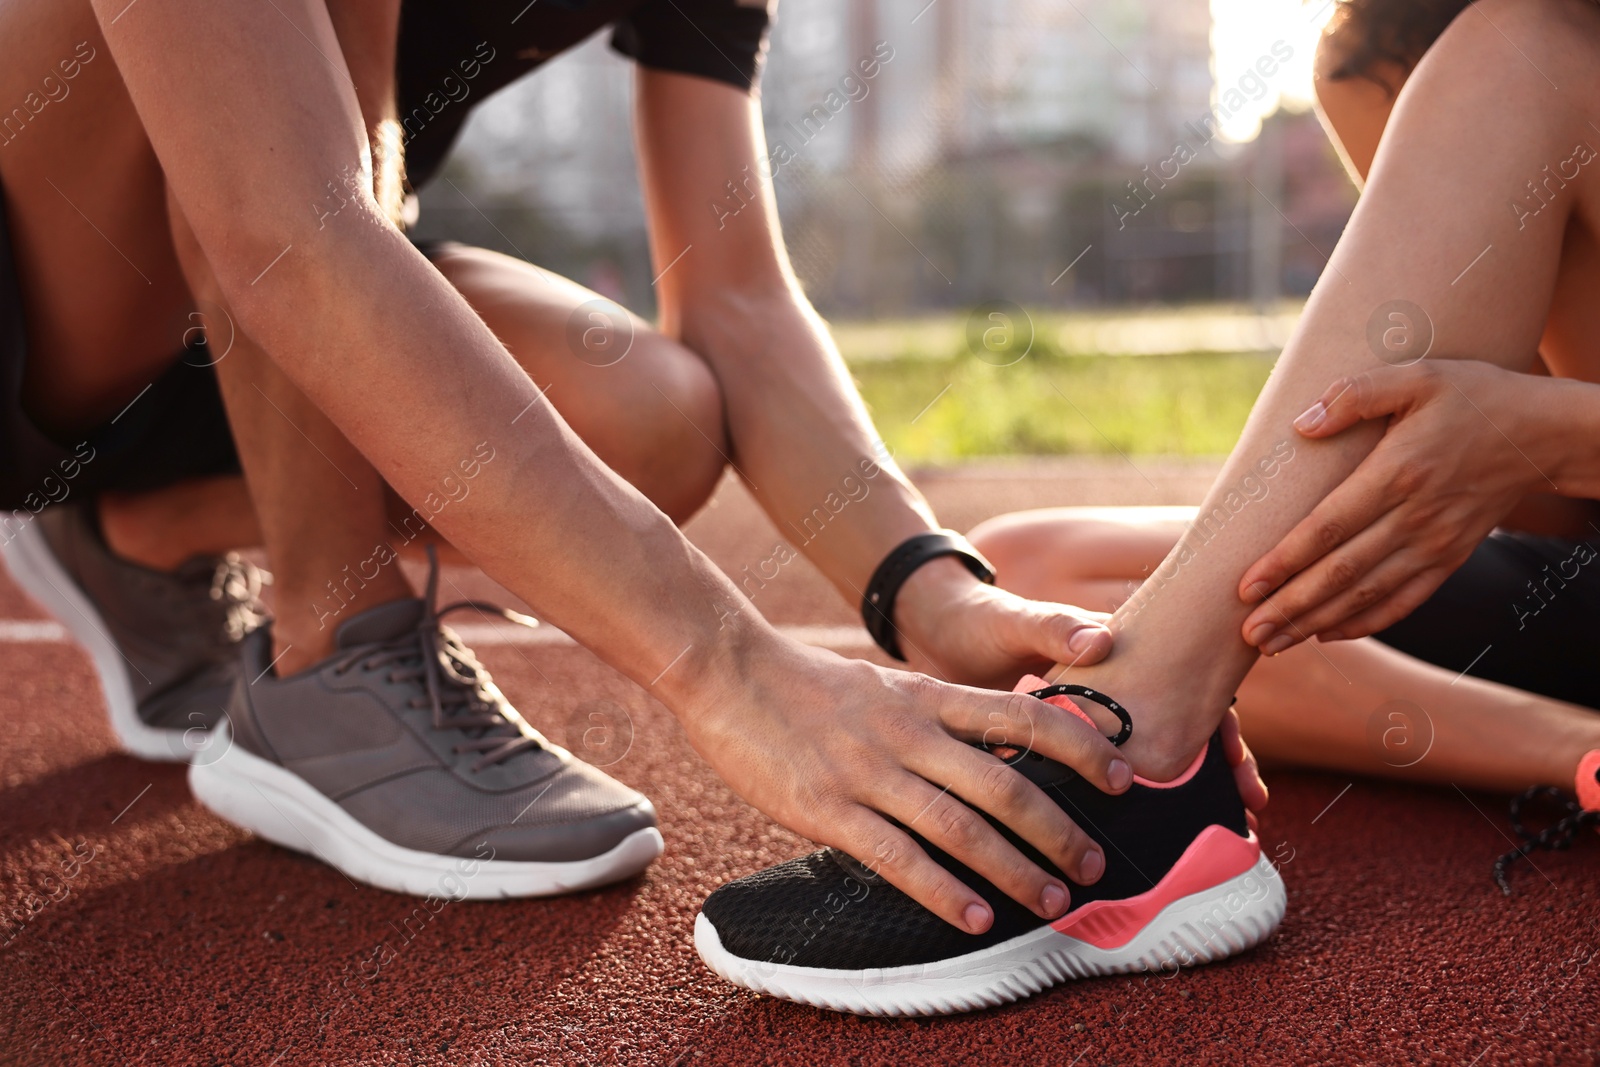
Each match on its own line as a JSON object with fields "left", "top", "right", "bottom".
{"left": 330, "top": 547, "right": 544, "bottom": 773}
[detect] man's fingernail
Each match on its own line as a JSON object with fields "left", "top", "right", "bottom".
{"left": 1068, "top": 625, "right": 1109, "bottom": 654}
{"left": 1293, "top": 401, "right": 1327, "bottom": 433}
{"left": 1040, "top": 883, "right": 1068, "bottom": 918}
{"left": 964, "top": 902, "right": 992, "bottom": 933}
{"left": 1244, "top": 581, "right": 1272, "bottom": 604}
{"left": 1108, "top": 758, "right": 1132, "bottom": 791}
{"left": 1262, "top": 633, "right": 1294, "bottom": 655}
{"left": 1248, "top": 623, "right": 1275, "bottom": 646}
{"left": 1079, "top": 850, "right": 1105, "bottom": 883}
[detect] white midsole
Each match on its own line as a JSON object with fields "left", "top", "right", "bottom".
{"left": 190, "top": 721, "right": 664, "bottom": 899}
{"left": 696, "top": 851, "right": 1286, "bottom": 1017}
{"left": 0, "top": 515, "right": 193, "bottom": 762}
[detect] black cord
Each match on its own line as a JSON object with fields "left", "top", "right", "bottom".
{"left": 1493, "top": 785, "right": 1600, "bottom": 895}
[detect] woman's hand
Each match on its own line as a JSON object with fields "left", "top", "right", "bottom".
{"left": 681, "top": 634, "right": 1133, "bottom": 935}
{"left": 892, "top": 556, "right": 1114, "bottom": 688}
{"left": 1238, "top": 361, "right": 1550, "bottom": 650}
{"left": 1221, "top": 705, "right": 1268, "bottom": 825}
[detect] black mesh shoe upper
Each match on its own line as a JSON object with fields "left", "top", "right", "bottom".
{"left": 701, "top": 732, "right": 1249, "bottom": 971}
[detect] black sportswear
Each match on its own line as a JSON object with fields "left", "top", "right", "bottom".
{"left": 397, "top": 0, "right": 773, "bottom": 189}
{"left": 1374, "top": 529, "right": 1600, "bottom": 709}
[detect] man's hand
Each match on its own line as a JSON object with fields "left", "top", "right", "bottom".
{"left": 893, "top": 557, "right": 1113, "bottom": 688}
{"left": 683, "top": 637, "right": 1134, "bottom": 935}
{"left": 1238, "top": 361, "right": 1549, "bottom": 650}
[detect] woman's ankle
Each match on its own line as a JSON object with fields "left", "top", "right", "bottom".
{"left": 1049, "top": 659, "right": 1238, "bottom": 781}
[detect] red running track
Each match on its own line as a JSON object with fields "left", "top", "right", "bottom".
{"left": 1, "top": 462, "right": 1596, "bottom": 1066}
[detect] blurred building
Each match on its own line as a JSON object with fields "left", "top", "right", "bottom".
{"left": 411, "top": 0, "right": 1354, "bottom": 317}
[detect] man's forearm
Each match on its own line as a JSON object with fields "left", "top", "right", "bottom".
{"left": 680, "top": 290, "right": 954, "bottom": 604}
{"left": 633, "top": 71, "right": 957, "bottom": 609}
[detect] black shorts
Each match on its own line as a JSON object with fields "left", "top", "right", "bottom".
{"left": 1374, "top": 530, "right": 1600, "bottom": 710}
{"left": 396, "top": 0, "right": 772, "bottom": 190}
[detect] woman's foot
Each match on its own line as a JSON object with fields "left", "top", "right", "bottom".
{"left": 693, "top": 680, "right": 1285, "bottom": 1016}
{"left": 1046, "top": 653, "right": 1240, "bottom": 782}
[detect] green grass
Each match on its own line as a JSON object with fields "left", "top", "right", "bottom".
{"left": 835, "top": 309, "right": 1286, "bottom": 462}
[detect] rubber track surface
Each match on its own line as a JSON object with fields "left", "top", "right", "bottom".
{"left": 1, "top": 462, "right": 1595, "bottom": 1066}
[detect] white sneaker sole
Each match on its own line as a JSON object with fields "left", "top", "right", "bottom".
{"left": 1, "top": 515, "right": 198, "bottom": 762}
{"left": 695, "top": 852, "right": 1286, "bottom": 1017}
{"left": 190, "top": 721, "right": 665, "bottom": 899}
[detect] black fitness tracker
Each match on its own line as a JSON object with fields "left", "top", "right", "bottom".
{"left": 861, "top": 530, "right": 996, "bottom": 661}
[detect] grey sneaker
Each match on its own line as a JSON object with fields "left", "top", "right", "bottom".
{"left": 0, "top": 501, "right": 268, "bottom": 762}
{"left": 189, "top": 560, "right": 662, "bottom": 898}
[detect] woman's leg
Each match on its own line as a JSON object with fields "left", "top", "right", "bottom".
{"left": 972, "top": 508, "right": 1600, "bottom": 793}
{"left": 1038, "top": 0, "right": 1600, "bottom": 778}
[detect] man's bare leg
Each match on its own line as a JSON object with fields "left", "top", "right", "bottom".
{"left": 91, "top": 242, "right": 728, "bottom": 578}
{"left": 96, "top": 477, "right": 258, "bottom": 571}
{"left": 1032, "top": 0, "right": 1600, "bottom": 778}
{"left": 163, "top": 189, "right": 410, "bottom": 674}
{"left": 974, "top": 507, "right": 1600, "bottom": 793}
{"left": 160, "top": 215, "right": 731, "bottom": 671}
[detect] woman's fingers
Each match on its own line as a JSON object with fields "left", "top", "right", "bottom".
{"left": 1243, "top": 376, "right": 1431, "bottom": 607}
{"left": 936, "top": 689, "right": 1132, "bottom": 796}
{"left": 1292, "top": 367, "right": 1426, "bottom": 439}
{"left": 1319, "top": 567, "right": 1454, "bottom": 641}
{"left": 1220, "top": 707, "right": 1268, "bottom": 813}
{"left": 908, "top": 741, "right": 1105, "bottom": 894}
{"left": 1270, "top": 548, "right": 1443, "bottom": 646}
{"left": 1246, "top": 520, "right": 1418, "bottom": 650}
{"left": 828, "top": 809, "right": 996, "bottom": 934}
{"left": 1240, "top": 461, "right": 1405, "bottom": 622}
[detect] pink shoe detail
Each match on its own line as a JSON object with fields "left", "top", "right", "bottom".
{"left": 1132, "top": 746, "right": 1207, "bottom": 789}
{"left": 1012, "top": 674, "right": 1097, "bottom": 730}
{"left": 1051, "top": 826, "right": 1263, "bottom": 950}
{"left": 1577, "top": 750, "right": 1600, "bottom": 813}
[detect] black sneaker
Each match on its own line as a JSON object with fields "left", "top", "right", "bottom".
{"left": 694, "top": 682, "right": 1286, "bottom": 1016}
